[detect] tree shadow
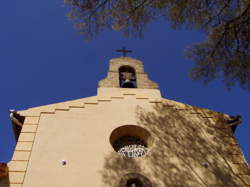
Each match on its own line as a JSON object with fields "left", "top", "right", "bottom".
{"left": 100, "top": 102, "right": 248, "bottom": 186}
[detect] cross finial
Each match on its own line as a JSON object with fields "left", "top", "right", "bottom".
{"left": 116, "top": 47, "right": 132, "bottom": 57}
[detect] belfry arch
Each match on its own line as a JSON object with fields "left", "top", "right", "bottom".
{"left": 119, "top": 65, "right": 137, "bottom": 88}
{"left": 98, "top": 57, "right": 159, "bottom": 89}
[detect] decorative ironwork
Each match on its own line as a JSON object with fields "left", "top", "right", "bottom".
{"left": 113, "top": 136, "right": 147, "bottom": 158}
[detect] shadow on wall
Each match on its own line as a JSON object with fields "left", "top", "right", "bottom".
{"left": 100, "top": 102, "right": 248, "bottom": 186}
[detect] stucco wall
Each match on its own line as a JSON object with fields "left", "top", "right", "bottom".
{"left": 22, "top": 93, "right": 156, "bottom": 187}
{"left": 5, "top": 87, "right": 250, "bottom": 186}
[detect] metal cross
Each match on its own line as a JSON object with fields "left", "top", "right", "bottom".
{"left": 116, "top": 47, "right": 132, "bottom": 57}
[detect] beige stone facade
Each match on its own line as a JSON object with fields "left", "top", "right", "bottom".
{"left": 1, "top": 57, "right": 249, "bottom": 186}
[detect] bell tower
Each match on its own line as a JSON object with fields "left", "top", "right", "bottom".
{"left": 98, "top": 57, "right": 158, "bottom": 89}
{"left": 1, "top": 56, "right": 249, "bottom": 187}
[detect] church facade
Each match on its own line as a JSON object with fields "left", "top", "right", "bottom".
{"left": 0, "top": 57, "right": 250, "bottom": 186}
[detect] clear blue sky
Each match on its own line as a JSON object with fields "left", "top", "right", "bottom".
{"left": 0, "top": 0, "right": 249, "bottom": 165}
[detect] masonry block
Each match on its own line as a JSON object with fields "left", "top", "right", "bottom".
{"left": 18, "top": 133, "right": 35, "bottom": 142}
{"left": 8, "top": 172, "right": 25, "bottom": 183}
{"left": 8, "top": 161, "right": 28, "bottom": 172}
{"left": 24, "top": 117, "right": 39, "bottom": 124}
{"left": 15, "top": 142, "right": 33, "bottom": 151}
{"left": 9, "top": 184, "right": 23, "bottom": 187}
{"left": 12, "top": 151, "right": 30, "bottom": 161}
{"left": 21, "top": 125, "right": 37, "bottom": 133}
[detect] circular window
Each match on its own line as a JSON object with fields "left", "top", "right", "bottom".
{"left": 110, "top": 125, "right": 152, "bottom": 158}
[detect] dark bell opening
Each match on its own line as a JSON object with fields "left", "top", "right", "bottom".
{"left": 126, "top": 178, "right": 143, "bottom": 187}
{"left": 121, "top": 81, "right": 136, "bottom": 88}
{"left": 119, "top": 65, "right": 137, "bottom": 88}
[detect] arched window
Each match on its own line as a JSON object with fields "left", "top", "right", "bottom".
{"left": 119, "top": 66, "right": 137, "bottom": 88}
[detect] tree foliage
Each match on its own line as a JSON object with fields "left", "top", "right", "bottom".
{"left": 64, "top": 0, "right": 250, "bottom": 90}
